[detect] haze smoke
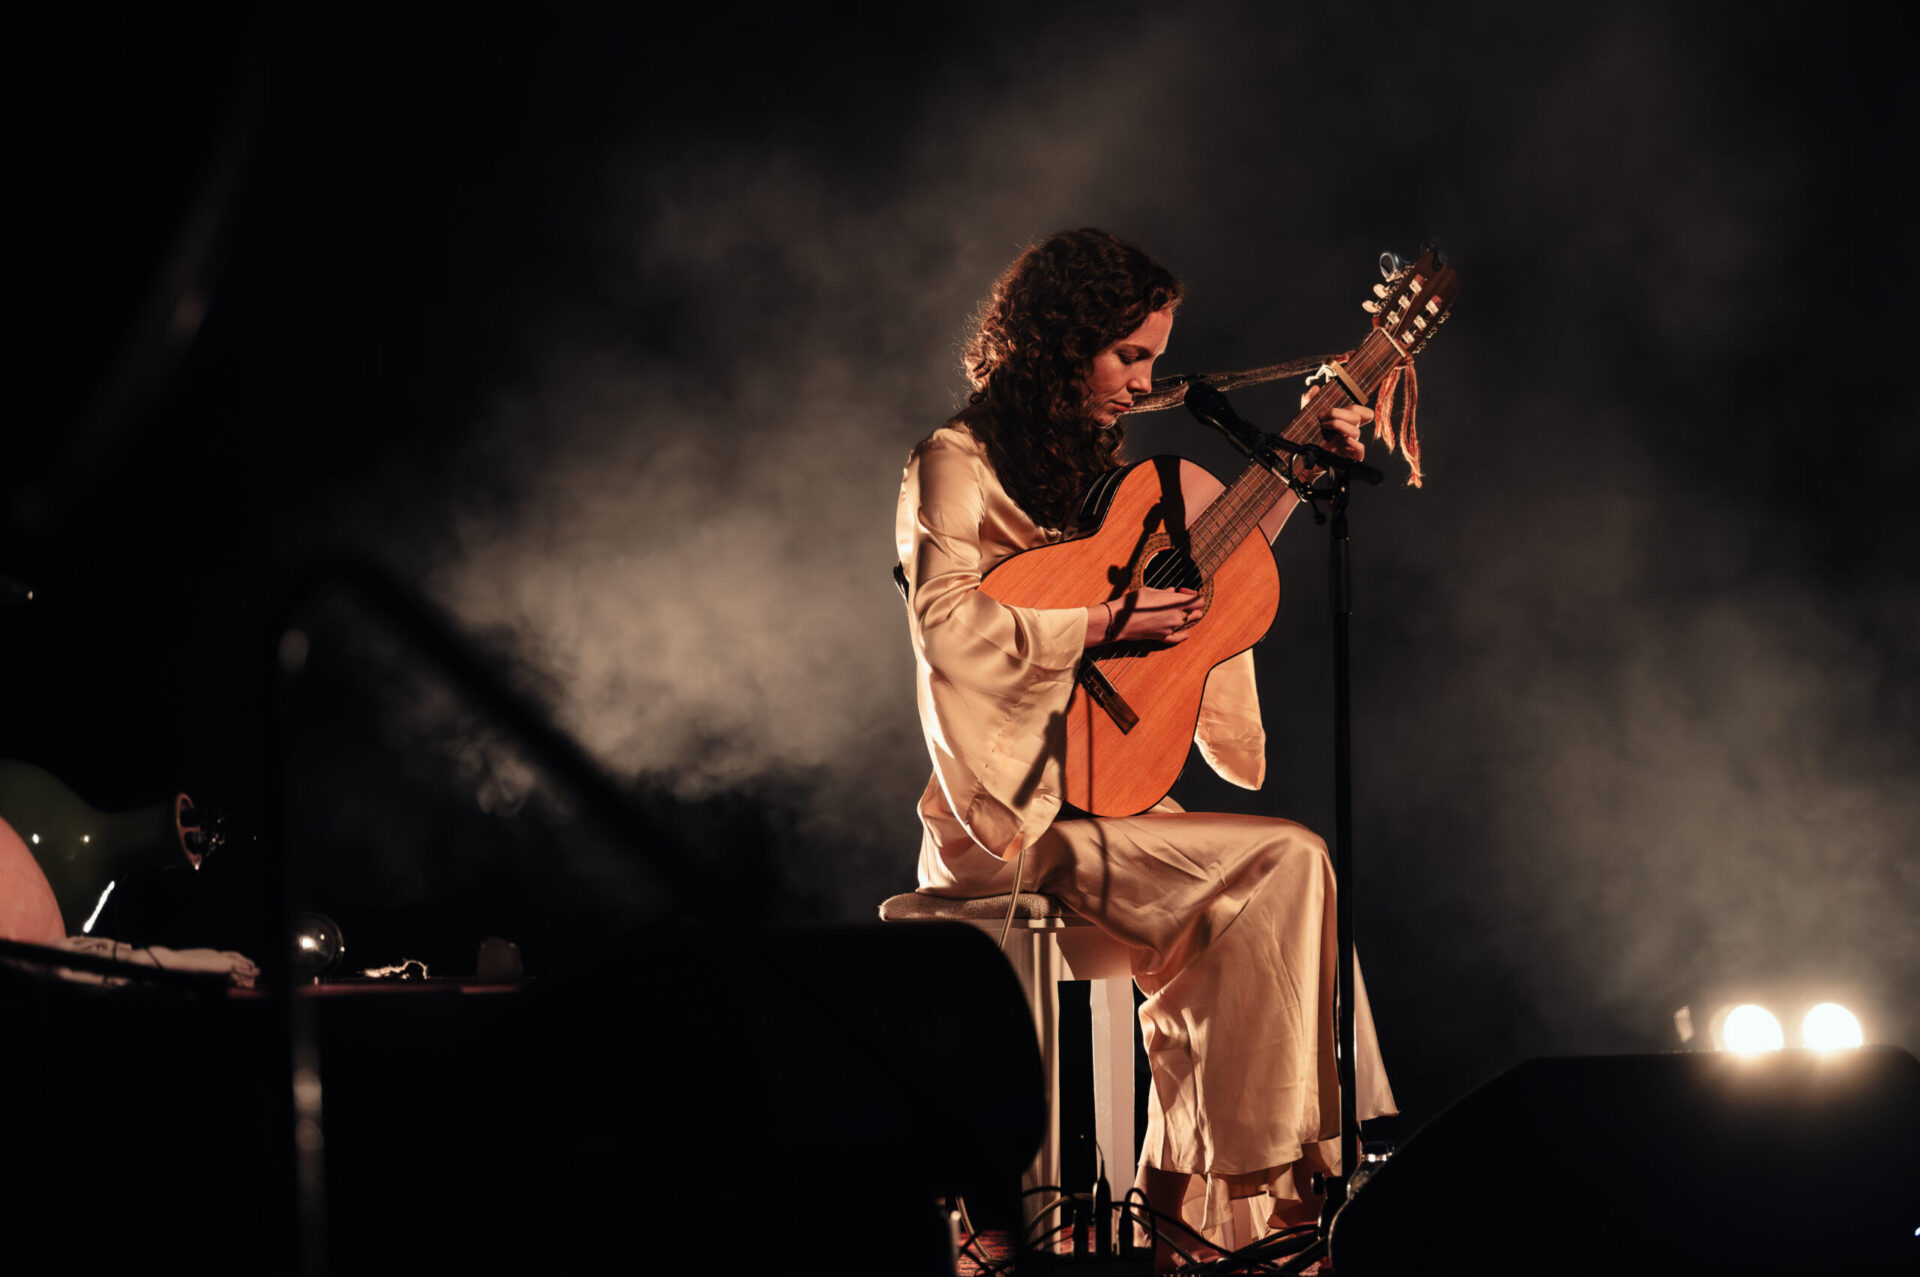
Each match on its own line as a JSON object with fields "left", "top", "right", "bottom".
{"left": 399, "top": 11, "right": 1232, "bottom": 907}
{"left": 299, "top": 3, "right": 1914, "bottom": 1108}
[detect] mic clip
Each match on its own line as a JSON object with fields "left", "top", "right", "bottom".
{"left": 1182, "top": 380, "right": 1288, "bottom": 474}
{"left": 1184, "top": 380, "right": 1385, "bottom": 505}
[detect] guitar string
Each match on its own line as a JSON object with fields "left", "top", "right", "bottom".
{"left": 1100, "top": 386, "right": 1323, "bottom": 674}
{"left": 1089, "top": 331, "right": 1400, "bottom": 686}
{"left": 1100, "top": 331, "right": 1401, "bottom": 685}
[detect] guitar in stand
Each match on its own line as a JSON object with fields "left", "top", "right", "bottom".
{"left": 0, "top": 759, "right": 213, "bottom": 936}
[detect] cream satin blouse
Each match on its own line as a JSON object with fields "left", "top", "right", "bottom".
{"left": 896, "top": 424, "right": 1267, "bottom": 867}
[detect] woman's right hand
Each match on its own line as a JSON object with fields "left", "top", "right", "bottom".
{"left": 1085, "top": 587, "right": 1207, "bottom": 648}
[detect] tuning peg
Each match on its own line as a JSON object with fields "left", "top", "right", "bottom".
{"left": 1371, "top": 283, "right": 1390, "bottom": 299}
{"left": 1362, "top": 300, "right": 1381, "bottom": 314}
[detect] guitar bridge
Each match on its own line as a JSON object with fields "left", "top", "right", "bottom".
{"left": 1078, "top": 661, "right": 1138, "bottom": 734}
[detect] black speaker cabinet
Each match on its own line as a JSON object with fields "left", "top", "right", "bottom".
{"left": 1330, "top": 1046, "right": 1919, "bottom": 1275}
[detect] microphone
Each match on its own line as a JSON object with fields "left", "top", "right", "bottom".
{"left": 1181, "top": 379, "right": 1236, "bottom": 429}
{"left": 1182, "top": 380, "right": 1263, "bottom": 454}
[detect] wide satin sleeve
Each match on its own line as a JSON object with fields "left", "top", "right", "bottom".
{"left": 896, "top": 428, "right": 1087, "bottom": 859}
{"left": 898, "top": 426, "right": 1270, "bottom": 863}
{"left": 1194, "top": 648, "right": 1266, "bottom": 791}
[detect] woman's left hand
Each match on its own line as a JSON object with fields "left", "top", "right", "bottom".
{"left": 1285, "top": 402, "right": 1371, "bottom": 486}
{"left": 1318, "top": 404, "right": 1371, "bottom": 460}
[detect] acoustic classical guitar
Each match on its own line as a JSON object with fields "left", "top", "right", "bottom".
{"left": 0, "top": 759, "right": 206, "bottom": 935}
{"left": 980, "top": 248, "right": 1460, "bottom": 816}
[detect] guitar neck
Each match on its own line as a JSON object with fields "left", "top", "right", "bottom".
{"left": 1187, "top": 328, "right": 1404, "bottom": 575}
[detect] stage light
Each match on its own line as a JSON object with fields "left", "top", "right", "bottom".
{"left": 1696, "top": 990, "right": 1878, "bottom": 1055}
{"left": 1801, "top": 1003, "right": 1863, "bottom": 1051}
{"left": 1722, "top": 1004, "right": 1784, "bottom": 1054}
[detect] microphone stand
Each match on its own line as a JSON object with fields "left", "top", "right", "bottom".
{"left": 1268, "top": 433, "right": 1374, "bottom": 1239}
{"left": 1323, "top": 452, "right": 1364, "bottom": 1235}
{"left": 1184, "top": 386, "right": 1381, "bottom": 1246}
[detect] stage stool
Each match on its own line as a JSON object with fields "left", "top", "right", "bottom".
{"left": 878, "top": 891, "right": 1136, "bottom": 1237}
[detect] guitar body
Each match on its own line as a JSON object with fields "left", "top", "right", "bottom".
{"left": 980, "top": 456, "right": 1280, "bottom": 817}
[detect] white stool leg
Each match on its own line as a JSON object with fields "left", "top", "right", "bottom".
{"left": 1088, "top": 974, "right": 1136, "bottom": 1192}
{"left": 997, "top": 926, "right": 1064, "bottom": 1243}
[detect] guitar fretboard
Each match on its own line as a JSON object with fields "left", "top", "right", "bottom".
{"left": 1186, "top": 328, "right": 1405, "bottom": 574}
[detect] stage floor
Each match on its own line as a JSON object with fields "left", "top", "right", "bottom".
{"left": 956, "top": 1229, "right": 1332, "bottom": 1276}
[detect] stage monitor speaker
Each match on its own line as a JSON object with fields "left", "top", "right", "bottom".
{"left": 1329, "top": 1046, "right": 1919, "bottom": 1275}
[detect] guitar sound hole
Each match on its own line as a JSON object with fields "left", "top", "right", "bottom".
{"left": 1142, "top": 546, "right": 1203, "bottom": 592}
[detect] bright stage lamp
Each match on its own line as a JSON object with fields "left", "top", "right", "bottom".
{"left": 1801, "top": 1002, "right": 1863, "bottom": 1051}
{"left": 1722, "top": 1004, "right": 1784, "bottom": 1054}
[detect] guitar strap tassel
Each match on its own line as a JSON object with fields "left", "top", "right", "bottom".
{"left": 1370, "top": 360, "right": 1424, "bottom": 489}
{"left": 1400, "top": 360, "right": 1422, "bottom": 487}
{"left": 1372, "top": 365, "right": 1401, "bottom": 455}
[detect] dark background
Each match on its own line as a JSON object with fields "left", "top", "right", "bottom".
{"left": 8, "top": 1, "right": 1916, "bottom": 1136}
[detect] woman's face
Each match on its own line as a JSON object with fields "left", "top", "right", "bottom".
{"left": 1083, "top": 305, "right": 1174, "bottom": 427}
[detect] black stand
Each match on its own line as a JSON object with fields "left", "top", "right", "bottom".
{"left": 1326, "top": 469, "right": 1360, "bottom": 1226}
{"left": 1183, "top": 383, "right": 1382, "bottom": 1265}
{"left": 1273, "top": 446, "right": 1373, "bottom": 1245}
{"left": 1272, "top": 451, "right": 1378, "bottom": 1276}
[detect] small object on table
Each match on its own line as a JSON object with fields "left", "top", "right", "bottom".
{"left": 476, "top": 936, "right": 522, "bottom": 981}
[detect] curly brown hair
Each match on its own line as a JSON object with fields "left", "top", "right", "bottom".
{"left": 958, "top": 228, "right": 1183, "bottom": 529}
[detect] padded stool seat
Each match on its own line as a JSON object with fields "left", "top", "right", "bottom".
{"left": 877, "top": 890, "right": 1072, "bottom": 923}
{"left": 879, "top": 890, "right": 1137, "bottom": 1232}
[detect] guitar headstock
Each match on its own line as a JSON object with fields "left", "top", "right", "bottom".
{"left": 1364, "top": 244, "right": 1459, "bottom": 355}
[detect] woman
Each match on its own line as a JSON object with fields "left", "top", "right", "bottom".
{"left": 894, "top": 228, "right": 1395, "bottom": 1261}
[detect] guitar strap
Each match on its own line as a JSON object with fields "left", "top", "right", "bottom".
{"left": 1134, "top": 351, "right": 1425, "bottom": 488}
{"left": 1130, "top": 354, "right": 1346, "bottom": 412}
